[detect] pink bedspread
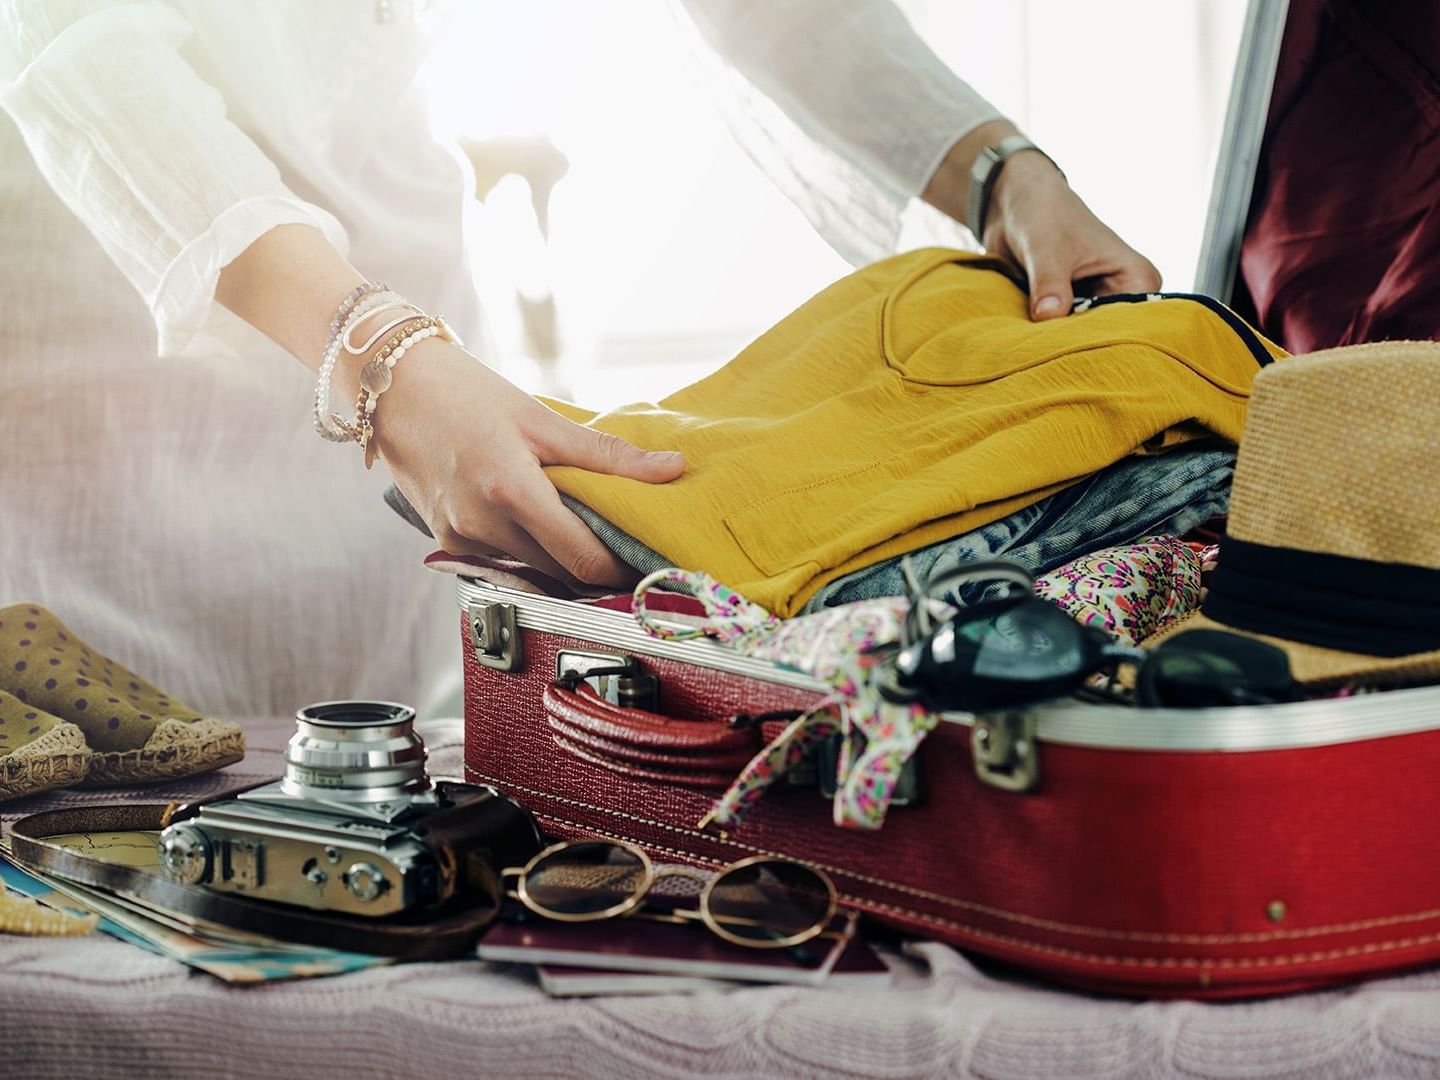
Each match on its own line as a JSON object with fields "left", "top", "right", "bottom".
{"left": 4, "top": 715, "right": 1440, "bottom": 1079}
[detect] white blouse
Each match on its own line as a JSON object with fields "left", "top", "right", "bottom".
{"left": 0, "top": 0, "right": 995, "bottom": 719}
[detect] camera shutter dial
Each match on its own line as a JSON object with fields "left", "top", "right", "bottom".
{"left": 345, "top": 861, "right": 390, "bottom": 902}
{"left": 159, "top": 825, "right": 213, "bottom": 885}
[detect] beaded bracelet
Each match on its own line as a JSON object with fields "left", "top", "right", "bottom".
{"left": 332, "top": 281, "right": 389, "bottom": 335}
{"left": 343, "top": 304, "right": 424, "bottom": 357}
{"left": 314, "top": 287, "right": 408, "bottom": 442}
{"left": 355, "top": 315, "right": 456, "bottom": 469}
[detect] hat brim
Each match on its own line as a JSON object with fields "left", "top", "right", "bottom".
{"left": 1142, "top": 610, "right": 1440, "bottom": 689}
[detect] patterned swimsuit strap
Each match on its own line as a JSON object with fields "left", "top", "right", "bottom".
{"left": 633, "top": 568, "right": 938, "bottom": 832}
{"left": 632, "top": 568, "right": 781, "bottom": 643}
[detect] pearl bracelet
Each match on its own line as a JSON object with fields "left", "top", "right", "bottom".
{"left": 355, "top": 316, "right": 455, "bottom": 469}
{"left": 313, "top": 287, "right": 410, "bottom": 442}
{"left": 332, "top": 281, "right": 389, "bottom": 335}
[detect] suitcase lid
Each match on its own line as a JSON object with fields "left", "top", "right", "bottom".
{"left": 1194, "top": 0, "right": 1290, "bottom": 302}
{"left": 458, "top": 576, "right": 1440, "bottom": 755}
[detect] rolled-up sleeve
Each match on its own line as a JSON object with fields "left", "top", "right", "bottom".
{"left": 0, "top": 0, "right": 348, "bottom": 357}
{"left": 677, "top": 0, "right": 1001, "bottom": 264}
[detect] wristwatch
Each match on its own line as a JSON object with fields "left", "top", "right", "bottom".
{"left": 966, "top": 135, "right": 1065, "bottom": 242}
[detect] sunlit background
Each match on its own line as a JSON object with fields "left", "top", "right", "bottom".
{"left": 424, "top": 1, "right": 1248, "bottom": 408}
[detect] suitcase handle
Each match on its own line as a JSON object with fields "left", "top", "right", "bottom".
{"left": 542, "top": 683, "right": 761, "bottom": 789}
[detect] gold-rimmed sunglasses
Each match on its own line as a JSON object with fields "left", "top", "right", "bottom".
{"left": 501, "top": 839, "right": 842, "bottom": 949}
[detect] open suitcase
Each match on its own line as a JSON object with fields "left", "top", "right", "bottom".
{"left": 451, "top": 0, "right": 1440, "bottom": 1001}
{"left": 457, "top": 575, "right": 1440, "bottom": 1000}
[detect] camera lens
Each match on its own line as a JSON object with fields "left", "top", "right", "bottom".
{"left": 282, "top": 700, "right": 431, "bottom": 802}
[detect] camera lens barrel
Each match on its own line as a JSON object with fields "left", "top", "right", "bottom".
{"left": 282, "top": 701, "right": 431, "bottom": 803}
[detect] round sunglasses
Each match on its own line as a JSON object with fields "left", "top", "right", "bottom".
{"left": 502, "top": 840, "right": 840, "bottom": 949}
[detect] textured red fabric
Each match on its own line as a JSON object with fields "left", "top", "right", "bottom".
{"left": 543, "top": 683, "right": 760, "bottom": 787}
{"left": 463, "top": 616, "right": 1440, "bottom": 998}
{"left": 587, "top": 592, "right": 705, "bottom": 617}
{"left": 1237, "top": 0, "right": 1440, "bottom": 351}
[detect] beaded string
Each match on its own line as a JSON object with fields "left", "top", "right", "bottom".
{"left": 343, "top": 305, "right": 424, "bottom": 357}
{"left": 315, "top": 282, "right": 464, "bottom": 460}
{"left": 314, "top": 287, "right": 406, "bottom": 441}
{"left": 356, "top": 316, "right": 458, "bottom": 469}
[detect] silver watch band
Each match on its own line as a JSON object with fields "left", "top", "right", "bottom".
{"left": 965, "top": 135, "right": 1064, "bottom": 243}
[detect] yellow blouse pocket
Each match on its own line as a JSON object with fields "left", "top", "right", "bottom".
{"left": 723, "top": 455, "right": 978, "bottom": 579}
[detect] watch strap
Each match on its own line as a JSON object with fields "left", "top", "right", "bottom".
{"left": 966, "top": 135, "right": 1064, "bottom": 242}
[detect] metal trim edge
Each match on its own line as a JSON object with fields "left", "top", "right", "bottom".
{"left": 456, "top": 577, "right": 1440, "bottom": 754}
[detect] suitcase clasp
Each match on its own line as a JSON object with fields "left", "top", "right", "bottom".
{"left": 972, "top": 711, "right": 1040, "bottom": 793}
{"left": 469, "top": 602, "right": 522, "bottom": 672}
{"left": 555, "top": 650, "right": 660, "bottom": 712}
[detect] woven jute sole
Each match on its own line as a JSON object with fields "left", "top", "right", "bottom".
{"left": 0, "top": 889, "right": 97, "bottom": 936}
{"left": 81, "top": 717, "right": 246, "bottom": 786}
{"left": 0, "top": 722, "right": 92, "bottom": 801}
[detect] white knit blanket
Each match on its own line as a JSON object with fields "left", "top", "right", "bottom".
{"left": 4, "top": 716, "right": 1438, "bottom": 1080}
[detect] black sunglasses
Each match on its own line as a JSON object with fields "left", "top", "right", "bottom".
{"left": 877, "top": 560, "right": 1298, "bottom": 711}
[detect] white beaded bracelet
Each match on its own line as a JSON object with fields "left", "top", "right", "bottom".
{"left": 357, "top": 316, "right": 456, "bottom": 469}
{"left": 313, "top": 289, "right": 410, "bottom": 442}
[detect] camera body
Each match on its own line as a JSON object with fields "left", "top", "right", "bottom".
{"left": 157, "top": 701, "right": 541, "bottom": 918}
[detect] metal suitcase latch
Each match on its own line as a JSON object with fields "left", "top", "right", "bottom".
{"left": 972, "top": 711, "right": 1039, "bottom": 793}
{"left": 555, "top": 650, "right": 660, "bottom": 712}
{"left": 468, "top": 602, "right": 521, "bottom": 672}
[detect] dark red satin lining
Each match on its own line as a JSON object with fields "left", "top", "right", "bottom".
{"left": 1238, "top": 0, "right": 1440, "bottom": 353}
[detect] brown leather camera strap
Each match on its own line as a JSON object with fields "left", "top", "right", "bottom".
{"left": 7, "top": 804, "right": 500, "bottom": 960}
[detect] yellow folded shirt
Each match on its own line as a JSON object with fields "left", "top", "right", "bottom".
{"left": 546, "top": 248, "right": 1287, "bottom": 616}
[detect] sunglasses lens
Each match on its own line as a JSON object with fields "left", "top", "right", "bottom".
{"left": 1140, "top": 629, "right": 1296, "bottom": 708}
{"left": 523, "top": 842, "right": 647, "bottom": 917}
{"left": 706, "top": 860, "right": 833, "bottom": 945}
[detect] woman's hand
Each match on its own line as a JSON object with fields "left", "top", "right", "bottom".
{"left": 369, "top": 340, "right": 684, "bottom": 587}
{"left": 215, "top": 226, "right": 683, "bottom": 588}
{"left": 982, "top": 151, "right": 1161, "bottom": 318}
{"left": 923, "top": 120, "right": 1161, "bottom": 320}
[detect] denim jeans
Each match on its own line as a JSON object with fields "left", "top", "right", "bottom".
{"left": 801, "top": 445, "right": 1234, "bottom": 611}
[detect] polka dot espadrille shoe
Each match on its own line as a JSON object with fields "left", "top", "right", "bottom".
{"left": 0, "top": 604, "right": 244, "bottom": 788}
{"left": 0, "top": 690, "right": 91, "bottom": 801}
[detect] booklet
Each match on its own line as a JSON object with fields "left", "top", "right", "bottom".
{"left": 478, "top": 908, "right": 867, "bottom": 988}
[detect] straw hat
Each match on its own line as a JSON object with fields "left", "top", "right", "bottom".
{"left": 1143, "top": 340, "right": 1440, "bottom": 687}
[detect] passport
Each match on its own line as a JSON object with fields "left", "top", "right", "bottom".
{"left": 477, "top": 908, "right": 880, "bottom": 988}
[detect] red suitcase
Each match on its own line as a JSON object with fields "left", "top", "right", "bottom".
{"left": 458, "top": 574, "right": 1440, "bottom": 999}
{"left": 450, "top": 0, "right": 1440, "bottom": 1004}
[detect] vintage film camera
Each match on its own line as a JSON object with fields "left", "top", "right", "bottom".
{"left": 157, "top": 701, "right": 541, "bottom": 918}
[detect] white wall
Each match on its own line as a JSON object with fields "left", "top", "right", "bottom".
{"left": 426, "top": 1, "right": 1248, "bottom": 406}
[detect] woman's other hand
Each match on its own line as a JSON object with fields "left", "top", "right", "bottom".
{"left": 924, "top": 120, "right": 1161, "bottom": 320}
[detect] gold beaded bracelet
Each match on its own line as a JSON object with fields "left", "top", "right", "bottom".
{"left": 353, "top": 315, "right": 458, "bottom": 469}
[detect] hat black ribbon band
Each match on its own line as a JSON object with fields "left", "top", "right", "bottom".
{"left": 1202, "top": 537, "right": 1440, "bottom": 657}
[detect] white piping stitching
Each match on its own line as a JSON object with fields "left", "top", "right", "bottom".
{"left": 534, "top": 809, "right": 1440, "bottom": 975}
{"left": 474, "top": 769, "right": 1440, "bottom": 946}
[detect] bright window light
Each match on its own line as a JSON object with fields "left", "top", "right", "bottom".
{"left": 425, "top": 1, "right": 1248, "bottom": 406}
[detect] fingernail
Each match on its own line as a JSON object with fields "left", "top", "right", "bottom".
{"left": 653, "top": 451, "right": 684, "bottom": 463}
{"left": 1034, "top": 295, "right": 1063, "bottom": 317}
